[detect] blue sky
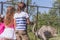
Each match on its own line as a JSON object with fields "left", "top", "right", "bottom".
{"left": 32, "top": 0, "right": 54, "bottom": 13}
{"left": 0, "top": 0, "right": 55, "bottom": 15}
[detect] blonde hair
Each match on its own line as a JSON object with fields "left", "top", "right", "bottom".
{"left": 5, "top": 6, "right": 15, "bottom": 25}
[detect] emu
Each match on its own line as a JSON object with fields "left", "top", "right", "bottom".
{"left": 32, "top": 23, "right": 57, "bottom": 40}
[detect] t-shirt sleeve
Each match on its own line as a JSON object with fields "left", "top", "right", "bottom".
{"left": 25, "top": 13, "right": 29, "bottom": 18}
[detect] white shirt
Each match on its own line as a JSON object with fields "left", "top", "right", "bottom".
{"left": 14, "top": 11, "right": 29, "bottom": 30}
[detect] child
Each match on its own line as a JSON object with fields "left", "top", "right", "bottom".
{"left": 0, "top": 15, "right": 5, "bottom": 34}
{"left": 0, "top": 15, "right": 5, "bottom": 40}
{"left": 14, "top": 2, "right": 30, "bottom": 40}
{"left": 0, "top": 6, "right": 16, "bottom": 40}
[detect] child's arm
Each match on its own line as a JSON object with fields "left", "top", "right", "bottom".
{"left": 14, "top": 19, "right": 16, "bottom": 30}
{"left": 26, "top": 13, "right": 30, "bottom": 25}
{"left": 26, "top": 18, "right": 30, "bottom": 25}
{"left": 4, "top": 17, "right": 6, "bottom": 27}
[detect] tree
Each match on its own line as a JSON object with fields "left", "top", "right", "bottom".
{"left": 54, "top": 0, "right": 60, "bottom": 16}
{"left": 48, "top": 0, "right": 60, "bottom": 27}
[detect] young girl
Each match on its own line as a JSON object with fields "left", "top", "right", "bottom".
{"left": 0, "top": 6, "right": 16, "bottom": 40}
{"left": 0, "top": 15, "right": 5, "bottom": 34}
{"left": 0, "top": 15, "right": 5, "bottom": 40}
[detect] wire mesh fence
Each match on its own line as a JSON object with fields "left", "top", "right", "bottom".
{"left": 0, "top": 1, "right": 60, "bottom": 40}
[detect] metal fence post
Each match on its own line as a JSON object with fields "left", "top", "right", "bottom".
{"left": 35, "top": 6, "right": 39, "bottom": 40}
{"left": 26, "top": 0, "right": 28, "bottom": 13}
{"left": 1, "top": 1, "right": 3, "bottom": 14}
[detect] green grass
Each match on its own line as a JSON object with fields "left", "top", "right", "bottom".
{"left": 28, "top": 32, "right": 60, "bottom": 40}
{"left": 49, "top": 34, "right": 60, "bottom": 40}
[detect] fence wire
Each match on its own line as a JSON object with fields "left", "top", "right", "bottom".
{"left": 0, "top": 1, "right": 60, "bottom": 40}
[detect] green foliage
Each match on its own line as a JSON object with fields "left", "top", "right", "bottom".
{"left": 28, "top": 11, "right": 60, "bottom": 40}
{"left": 28, "top": 0, "right": 60, "bottom": 40}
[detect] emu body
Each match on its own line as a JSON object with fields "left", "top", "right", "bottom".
{"left": 32, "top": 24, "right": 57, "bottom": 40}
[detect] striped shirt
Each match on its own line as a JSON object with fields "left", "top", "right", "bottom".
{"left": 14, "top": 11, "right": 29, "bottom": 30}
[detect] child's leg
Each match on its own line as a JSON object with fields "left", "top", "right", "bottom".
{"left": 0, "top": 38, "right": 3, "bottom": 40}
{"left": 0, "top": 37, "right": 14, "bottom": 40}
{"left": 3, "top": 38, "right": 13, "bottom": 40}
{"left": 15, "top": 30, "right": 22, "bottom": 40}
